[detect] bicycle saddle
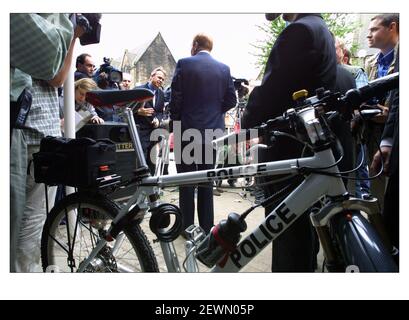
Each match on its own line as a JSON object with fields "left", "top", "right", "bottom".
{"left": 86, "top": 88, "right": 154, "bottom": 107}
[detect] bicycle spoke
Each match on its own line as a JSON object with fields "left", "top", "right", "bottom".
{"left": 48, "top": 234, "right": 70, "bottom": 254}
{"left": 43, "top": 193, "right": 159, "bottom": 272}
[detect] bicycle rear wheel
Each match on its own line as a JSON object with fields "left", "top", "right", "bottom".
{"left": 332, "top": 211, "right": 398, "bottom": 272}
{"left": 41, "top": 192, "right": 159, "bottom": 272}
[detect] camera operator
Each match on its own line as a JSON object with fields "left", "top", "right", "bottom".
{"left": 11, "top": 13, "right": 102, "bottom": 272}
{"left": 72, "top": 13, "right": 102, "bottom": 81}
{"left": 10, "top": 13, "right": 80, "bottom": 272}
{"left": 219, "top": 78, "right": 250, "bottom": 189}
{"left": 233, "top": 78, "right": 250, "bottom": 101}
{"left": 93, "top": 57, "right": 124, "bottom": 122}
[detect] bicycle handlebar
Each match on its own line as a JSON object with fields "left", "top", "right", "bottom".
{"left": 213, "top": 72, "right": 399, "bottom": 147}
{"left": 342, "top": 72, "right": 399, "bottom": 108}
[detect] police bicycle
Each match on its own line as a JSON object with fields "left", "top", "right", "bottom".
{"left": 40, "top": 73, "right": 399, "bottom": 272}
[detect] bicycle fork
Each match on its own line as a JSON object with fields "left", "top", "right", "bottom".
{"left": 310, "top": 196, "right": 392, "bottom": 271}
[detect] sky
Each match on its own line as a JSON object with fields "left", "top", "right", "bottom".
{"left": 73, "top": 14, "right": 267, "bottom": 81}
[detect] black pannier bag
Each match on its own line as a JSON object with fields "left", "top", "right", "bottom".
{"left": 33, "top": 136, "right": 117, "bottom": 188}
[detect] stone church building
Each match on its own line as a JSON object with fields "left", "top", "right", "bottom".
{"left": 112, "top": 32, "right": 176, "bottom": 89}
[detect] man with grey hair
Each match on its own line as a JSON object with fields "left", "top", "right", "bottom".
{"left": 134, "top": 66, "right": 167, "bottom": 174}
{"left": 120, "top": 72, "right": 132, "bottom": 90}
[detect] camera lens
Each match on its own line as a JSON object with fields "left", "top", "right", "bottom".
{"left": 110, "top": 70, "right": 122, "bottom": 83}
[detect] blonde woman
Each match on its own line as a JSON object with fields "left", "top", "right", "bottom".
{"left": 74, "top": 78, "right": 104, "bottom": 124}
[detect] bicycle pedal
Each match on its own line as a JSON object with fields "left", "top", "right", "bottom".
{"left": 184, "top": 225, "right": 206, "bottom": 243}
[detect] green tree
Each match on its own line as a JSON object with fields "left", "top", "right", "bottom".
{"left": 252, "top": 16, "right": 287, "bottom": 70}
{"left": 253, "top": 14, "right": 360, "bottom": 73}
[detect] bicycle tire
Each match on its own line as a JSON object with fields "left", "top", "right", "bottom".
{"left": 41, "top": 192, "right": 159, "bottom": 272}
{"left": 331, "top": 210, "right": 398, "bottom": 272}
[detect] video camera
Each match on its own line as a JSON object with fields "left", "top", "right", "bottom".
{"left": 70, "top": 13, "right": 102, "bottom": 45}
{"left": 232, "top": 77, "right": 249, "bottom": 99}
{"left": 94, "top": 57, "right": 123, "bottom": 90}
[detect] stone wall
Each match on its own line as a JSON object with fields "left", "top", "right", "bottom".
{"left": 131, "top": 33, "right": 176, "bottom": 89}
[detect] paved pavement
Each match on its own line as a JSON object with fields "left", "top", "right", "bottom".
{"left": 138, "top": 180, "right": 324, "bottom": 273}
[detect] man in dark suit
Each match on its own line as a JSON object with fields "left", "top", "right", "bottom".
{"left": 169, "top": 33, "right": 236, "bottom": 234}
{"left": 242, "top": 14, "right": 337, "bottom": 272}
{"left": 371, "top": 53, "right": 399, "bottom": 258}
{"left": 134, "top": 66, "right": 167, "bottom": 174}
{"left": 373, "top": 91, "right": 399, "bottom": 254}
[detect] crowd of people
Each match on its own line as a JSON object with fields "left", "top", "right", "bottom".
{"left": 10, "top": 13, "right": 399, "bottom": 273}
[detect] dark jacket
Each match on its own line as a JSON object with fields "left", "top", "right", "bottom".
{"left": 243, "top": 14, "right": 338, "bottom": 272}
{"left": 169, "top": 51, "right": 236, "bottom": 133}
{"left": 335, "top": 64, "right": 356, "bottom": 95}
{"left": 242, "top": 14, "right": 337, "bottom": 129}
{"left": 74, "top": 70, "right": 90, "bottom": 81}
{"left": 134, "top": 82, "right": 165, "bottom": 131}
{"left": 382, "top": 50, "right": 399, "bottom": 168}
{"left": 332, "top": 64, "right": 356, "bottom": 173}
{"left": 383, "top": 90, "right": 399, "bottom": 176}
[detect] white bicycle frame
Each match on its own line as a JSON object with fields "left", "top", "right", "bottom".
{"left": 78, "top": 106, "right": 381, "bottom": 273}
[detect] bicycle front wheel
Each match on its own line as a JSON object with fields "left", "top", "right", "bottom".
{"left": 332, "top": 211, "right": 398, "bottom": 272}
{"left": 41, "top": 192, "right": 159, "bottom": 272}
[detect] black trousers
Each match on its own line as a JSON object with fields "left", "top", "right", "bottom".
{"left": 383, "top": 168, "right": 399, "bottom": 250}
{"left": 262, "top": 115, "right": 354, "bottom": 272}
{"left": 139, "top": 128, "right": 156, "bottom": 175}
{"left": 256, "top": 134, "right": 317, "bottom": 272}
{"left": 175, "top": 142, "right": 215, "bottom": 234}
{"left": 366, "top": 122, "right": 387, "bottom": 210}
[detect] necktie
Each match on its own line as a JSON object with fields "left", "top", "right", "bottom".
{"left": 153, "top": 90, "right": 157, "bottom": 107}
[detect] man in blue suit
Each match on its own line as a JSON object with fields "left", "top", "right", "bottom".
{"left": 169, "top": 33, "right": 236, "bottom": 234}
{"left": 134, "top": 66, "right": 167, "bottom": 174}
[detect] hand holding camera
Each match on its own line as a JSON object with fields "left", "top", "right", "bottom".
{"left": 94, "top": 57, "right": 123, "bottom": 90}
{"left": 73, "top": 24, "right": 86, "bottom": 39}
{"left": 70, "top": 13, "right": 102, "bottom": 46}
